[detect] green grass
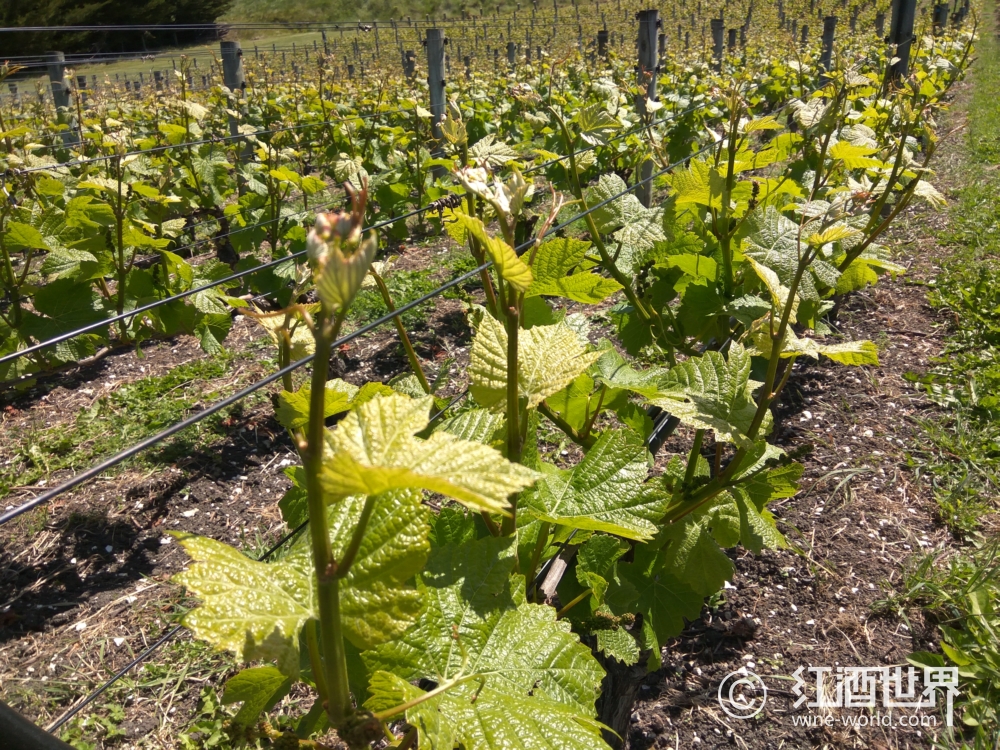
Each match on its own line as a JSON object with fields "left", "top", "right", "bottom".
{"left": 0, "top": 351, "right": 270, "bottom": 501}
{"left": 893, "top": 4, "right": 1000, "bottom": 745}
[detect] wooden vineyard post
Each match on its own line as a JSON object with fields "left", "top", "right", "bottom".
{"left": 711, "top": 18, "right": 724, "bottom": 71}
{"left": 887, "top": 0, "right": 917, "bottom": 85}
{"left": 820, "top": 15, "right": 837, "bottom": 76}
{"left": 876, "top": 11, "right": 886, "bottom": 37}
{"left": 425, "top": 28, "right": 447, "bottom": 179}
{"left": 46, "top": 52, "right": 76, "bottom": 146}
{"left": 220, "top": 41, "right": 250, "bottom": 177}
{"left": 636, "top": 9, "right": 659, "bottom": 207}
{"left": 598, "top": 28, "right": 609, "bottom": 57}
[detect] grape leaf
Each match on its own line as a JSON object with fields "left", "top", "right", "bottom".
{"left": 443, "top": 209, "right": 533, "bottom": 292}
{"left": 649, "top": 342, "right": 764, "bottom": 449}
{"left": 596, "top": 627, "right": 641, "bottom": 666}
{"left": 364, "top": 537, "right": 609, "bottom": 750}
{"left": 469, "top": 316, "right": 602, "bottom": 409}
{"left": 322, "top": 392, "right": 539, "bottom": 513}
{"left": 749, "top": 323, "right": 880, "bottom": 366}
{"left": 611, "top": 543, "right": 705, "bottom": 643}
{"left": 174, "top": 490, "right": 429, "bottom": 674}
{"left": 526, "top": 236, "right": 622, "bottom": 302}
{"left": 587, "top": 174, "right": 666, "bottom": 274}
{"left": 221, "top": 666, "right": 292, "bottom": 728}
{"left": 523, "top": 429, "right": 668, "bottom": 540}
{"left": 172, "top": 533, "right": 316, "bottom": 675}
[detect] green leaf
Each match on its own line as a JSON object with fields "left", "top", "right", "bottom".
{"left": 6, "top": 221, "right": 50, "bottom": 251}
{"left": 275, "top": 384, "right": 353, "bottom": 430}
{"left": 172, "top": 533, "right": 316, "bottom": 675}
{"left": 835, "top": 260, "right": 880, "bottom": 294}
{"left": 668, "top": 159, "right": 725, "bottom": 209}
{"left": 750, "top": 325, "right": 880, "bottom": 366}
{"left": 574, "top": 103, "right": 623, "bottom": 146}
{"left": 443, "top": 210, "right": 533, "bottom": 292}
{"left": 32, "top": 279, "right": 106, "bottom": 331}
{"left": 436, "top": 408, "right": 506, "bottom": 446}
{"left": 322, "top": 392, "right": 539, "bottom": 514}
{"left": 657, "top": 507, "right": 736, "bottom": 598}
{"left": 650, "top": 343, "right": 762, "bottom": 449}
{"left": 65, "top": 195, "right": 115, "bottom": 229}
{"left": 174, "top": 491, "right": 429, "bottom": 673}
{"left": 613, "top": 544, "right": 705, "bottom": 642}
{"left": 524, "top": 429, "right": 668, "bottom": 540}
{"left": 278, "top": 467, "right": 308, "bottom": 527}
{"left": 528, "top": 271, "right": 622, "bottom": 304}
{"left": 468, "top": 134, "right": 517, "bottom": 168}
{"left": 658, "top": 253, "right": 718, "bottom": 280}
{"left": 742, "top": 206, "right": 819, "bottom": 303}
{"left": 469, "top": 316, "right": 602, "bottom": 409}
{"left": 596, "top": 628, "right": 640, "bottom": 665}
{"left": 588, "top": 174, "right": 666, "bottom": 274}
{"left": 364, "top": 537, "right": 610, "bottom": 750}
{"left": 284, "top": 492, "right": 429, "bottom": 650}
{"left": 576, "top": 534, "right": 630, "bottom": 607}
{"left": 590, "top": 345, "right": 665, "bottom": 399}
{"left": 828, "top": 141, "right": 883, "bottom": 169}
{"left": 221, "top": 665, "right": 292, "bottom": 728}
{"left": 39, "top": 248, "right": 101, "bottom": 280}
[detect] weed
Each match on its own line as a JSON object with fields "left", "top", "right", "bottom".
{"left": 0, "top": 357, "right": 251, "bottom": 499}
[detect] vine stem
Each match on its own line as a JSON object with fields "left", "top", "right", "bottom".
{"left": 684, "top": 430, "right": 706, "bottom": 486}
{"left": 370, "top": 269, "right": 431, "bottom": 393}
{"left": 302, "top": 307, "right": 351, "bottom": 726}
{"left": 556, "top": 588, "right": 593, "bottom": 618}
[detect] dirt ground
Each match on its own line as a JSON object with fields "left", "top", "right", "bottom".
{"left": 0, "top": 90, "right": 975, "bottom": 750}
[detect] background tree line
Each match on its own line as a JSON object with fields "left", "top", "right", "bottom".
{"left": 2, "top": 0, "right": 235, "bottom": 58}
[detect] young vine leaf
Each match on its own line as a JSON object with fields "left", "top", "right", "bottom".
{"left": 469, "top": 316, "right": 601, "bottom": 409}
{"left": 364, "top": 537, "right": 610, "bottom": 750}
{"left": 321, "top": 392, "right": 539, "bottom": 513}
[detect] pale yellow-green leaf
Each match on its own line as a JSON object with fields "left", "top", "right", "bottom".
{"left": 443, "top": 210, "right": 533, "bottom": 292}
{"left": 744, "top": 255, "right": 799, "bottom": 323}
{"left": 828, "top": 140, "right": 883, "bottom": 169}
{"left": 750, "top": 324, "right": 880, "bottom": 366}
{"left": 322, "top": 393, "right": 539, "bottom": 514}
{"left": 249, "top": 305, "right": 318, "bottom": 360}
{"left": 172, "top": 534, "right": 314, "bottom": 675}
{"left": 807, "top": 224, "right": 862, "bottom": 246}
{"left": 469, "top": 316, "right": 602, "bottom": 409}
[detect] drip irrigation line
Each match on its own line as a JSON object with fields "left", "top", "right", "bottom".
{"left": 43, "top": 384, "right": 470, "bottom": 733}
{"left": 0, "top": 99, "right": 713, "bottom": 370}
